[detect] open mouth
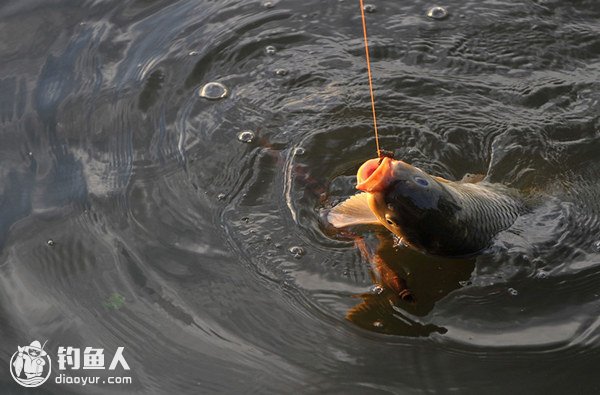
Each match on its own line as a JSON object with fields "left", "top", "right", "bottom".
{"left": 356, "top": 157, "right": 393, "bottom": 192}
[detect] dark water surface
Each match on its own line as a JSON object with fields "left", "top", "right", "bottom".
{"left": 2, "top": 0, "right": 600, "bottom": 393}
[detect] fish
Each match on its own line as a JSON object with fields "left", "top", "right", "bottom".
{"left": 327, "top": 157, "right": 526, "bottom": 256}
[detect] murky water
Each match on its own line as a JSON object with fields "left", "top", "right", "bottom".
{"left": 2, "top": 0, "right": 600, "bottom": 393}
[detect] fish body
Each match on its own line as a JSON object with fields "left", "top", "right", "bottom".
{"left": 328, "top": 157, "right": 526, "bottom": 256}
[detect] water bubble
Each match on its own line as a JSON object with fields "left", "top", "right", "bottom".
{"left": 274, "top": 243, "right": 282, "bottom": 249}
{"left": 263, "top": 1, "right": 274, "bottom": 8}
{"left": 289, "top": 246, "right": 305, "bottom": 259}
{"left": 265, "top": 45, "right": 277, "bottom": 55}
{"left": 508, "top": 287, "right": 518, "bottom": 296}
{"left": 594, "top": 240, "right": 600, "bottom": 252}
{"left": 534, "top": 271, "right": 548, "bottom": 279}
{"left": 275, "top": 68, "right": 288, "bottom": 76}
{"left": 264, "top": 235, "right": 272, "bottom": 242}
{"left": 373, "top": 320, "right": 383, "bottom": 328}
{"left": 427, "top": 6, "right": 448, "bottom": 20}
{"left": 199, "top": 82, "right": 228, "bottom": 100}
{"left": 188, "top": 50, "right": 200, "bottom": 56}
{"left": 370, "top": 285, "right": 384, "bottom": 295}
{"left": 237, "top": 130, "right": 255, "bottom": 143}
{"left": 217, "top": 193, "right": 226, "bottom": 201}
{"left": 294, "top": 147, "right": 306, "bottom": 155}
{"left": 47, "top": 239, "right": 56, "bottom": 247}
{"left": 363, "top": 4, "right": 376, "bottom": 13}
{"left": 28, "top": 151, "right": 33, "bottom": 157}
{"left": 458, "top": 280, "right": 471, "bottom": 287}
{"left": 241, "top": 216, "right": 250, "bottom": 223}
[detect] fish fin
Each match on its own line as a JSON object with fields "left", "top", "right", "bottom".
{"left": 346, "top": 298, "right": 376, "bottom": 322}
{"left": 460, "top": 173, "right": 486, "bottom": 183}
{"left": 13, "top": 355, "right": 23, "bottom": 377}
{"left": 434, "top": 176, "right": 451, "bottom": 184}
{"left": 327, "top": 193, "right": 381, "bottom": 228}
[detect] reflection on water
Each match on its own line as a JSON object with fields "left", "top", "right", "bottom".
{"left": 1, "top": 0, "right": 600, "bottom": 392}
{"left": 344, "top": 231, "right": 475, "bottom": 336}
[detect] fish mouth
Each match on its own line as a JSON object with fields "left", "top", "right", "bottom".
{"left": 356, "top": 157, "right": 394, "bottom": 192}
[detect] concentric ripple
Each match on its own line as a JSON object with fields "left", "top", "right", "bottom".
{"left": 1, "top": 0, "right": 600, "bottom": 393}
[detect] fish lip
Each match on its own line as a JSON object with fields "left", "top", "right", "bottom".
{"left": 356, "top": 157, "right": 393, "bottom": 192}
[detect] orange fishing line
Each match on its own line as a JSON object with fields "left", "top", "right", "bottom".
{"left": 359, "top": 0, "right": 381, "bottom": 158}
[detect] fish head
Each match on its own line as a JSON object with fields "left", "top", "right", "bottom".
{"left": 356, "top": 157, "right": 460, "bottom": 252}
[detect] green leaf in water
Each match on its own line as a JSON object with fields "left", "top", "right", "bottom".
{"left": 103, "top": 292, "right": 125, "bottom": 310}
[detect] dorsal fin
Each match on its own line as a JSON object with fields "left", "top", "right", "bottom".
{"left": 434, "top": 176, "right": 451, "bottom": 184}
{"left": 327, "top": 193, "right": 381, "bottom": 228}
{"left": 460, "top": 173, "right": 486, "bottom": 183}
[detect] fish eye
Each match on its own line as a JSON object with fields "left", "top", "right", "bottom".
{"left": 385, "top": 214, "right": 396, "bottom": 226}
{"left": 413, "top": 176, "right": 429, "bottom": 186}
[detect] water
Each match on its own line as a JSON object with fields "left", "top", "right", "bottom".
{"left": 1, "top": 0, "right": 600, "bottom": 393}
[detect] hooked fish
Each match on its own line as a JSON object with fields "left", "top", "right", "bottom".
{"left": 328, "top": 157, "right": 526, "bottom": 256}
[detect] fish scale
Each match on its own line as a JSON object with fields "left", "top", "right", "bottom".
{"left": 330, "top": 157, "right": 527, "bottom": 256}
{"left": 447, "top": 182, "right": 524, "bottom": 251}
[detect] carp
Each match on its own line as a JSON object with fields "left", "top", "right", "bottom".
{"left": 328, "top": 157, "right": 526, "bottom": 256}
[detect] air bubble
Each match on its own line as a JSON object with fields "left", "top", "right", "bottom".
{"left": 237, "top": 130, "right": 255, "bottom": 143}
{"left": 289, "top": 246, "right": 305, "bottom": 259}
{"left": 263, "top": 1, "right": 274, "bottom": 8}
{"left": 427, "top": 6, "right": 448, "bottom": 20}
{"left": 594, "top": 240, "right": 600, "bottom": 252}
{"left": 363, "top": 4, "right": 376, "bottom": 13}
{"left": 265, "top": 45, "right": 277, "bottom": 55}
{"left": 188, "top": 50, "right": 200, "bottom": 56}
{"left": 373, "top": 320, "right": 383, "bottom": 328}
{"left": 370, "top": 285, "right": 384, "bottom": 295}
{"left": 508, "top": 287, "right": 518, "bottom": 296}
{"left": 275, "top": 69, "right": 288, "bottom": 76}
{"left": 199, "top": 82, "right": 228, "bottom": 100}
{"left": 217, "top": 193, "right": 226, "bottom": 201}
{"left": 294, "top": 147, "right": 306, "bottom": 155}
{"left": 535, "top": 271, "right": 548, "bottom": 279}
{"left": 47, "top": 239, "right": 56, "bottom": 247}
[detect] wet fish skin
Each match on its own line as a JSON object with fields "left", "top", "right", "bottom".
{"left": 383, "top": 173, "right": 525, "bottom": 255}
{"left": 329, "top": 157, "right": 526, "bottom": 256}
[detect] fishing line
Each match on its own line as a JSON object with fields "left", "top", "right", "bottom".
{"left": 359, "top": 0, "right": 382, "bottom": 158}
